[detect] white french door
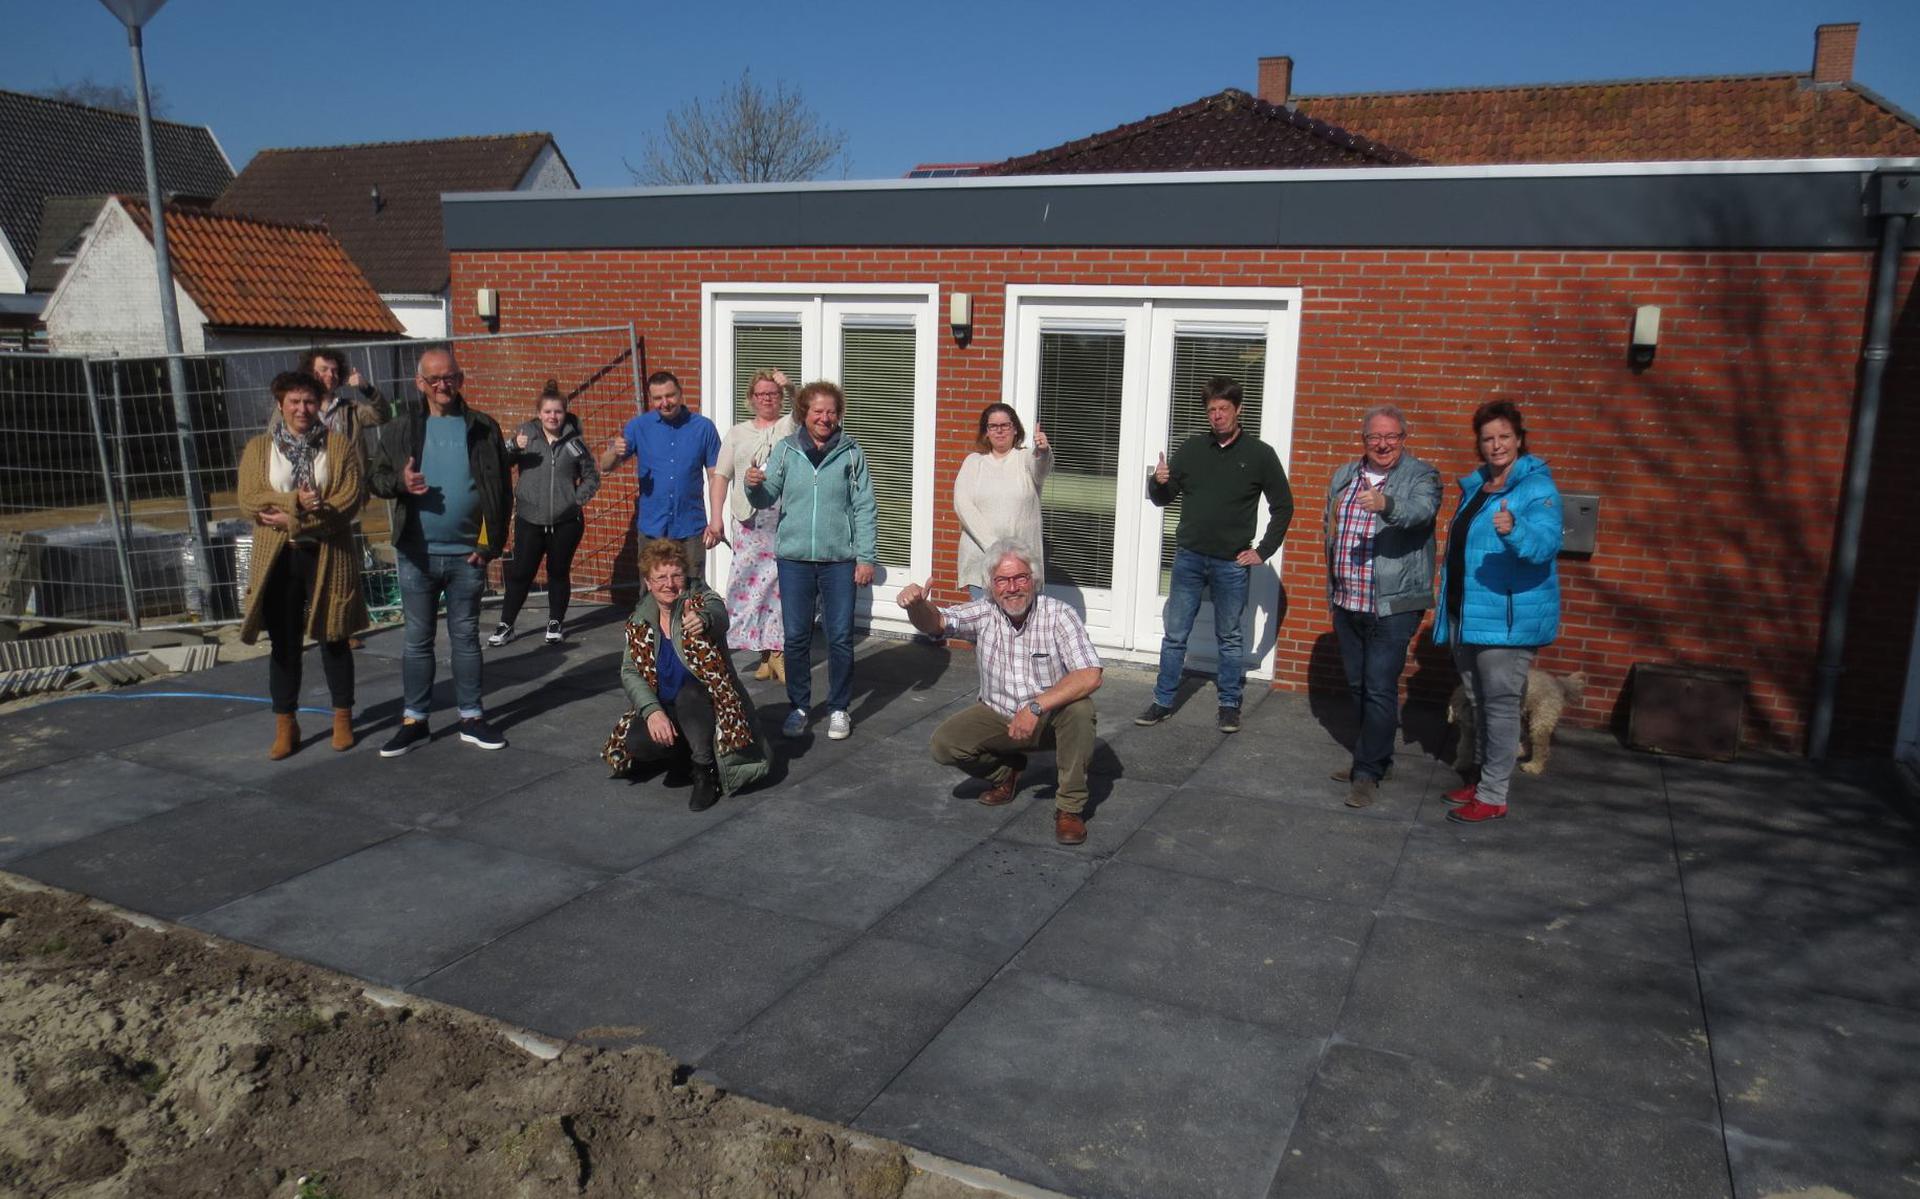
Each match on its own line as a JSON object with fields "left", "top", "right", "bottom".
{"left": 1004, "top": 287, "right": 1301, "bottom": 676}
{"left": 702, "top": 284, "right": 939, "bottom": 633}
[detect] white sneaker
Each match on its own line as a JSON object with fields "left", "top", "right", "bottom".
{"left": 487, "top": 622, "right": 513, "bottom": 647}
{"left": 827, "top": 710, "right": 852, "bottom": 740}
{"left": 781, "top": 708, "right": 809, "bottom": 738}
{"left": 544, "top": 620, "right": 564, "bottom": 644}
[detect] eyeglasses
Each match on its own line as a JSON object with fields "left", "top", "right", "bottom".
{"left": 991, "top": 572, "right": 1032, "bottom": 589}
{"left": 985, "top": 422, "right": 1016, "bottom": 431}
{"left": 421, "top": 371, "right": 464, "bottom": 387}
{"left": 750, "top": 389, "right": 783, "bottom": 399}
{"left": 1363, "top": 433, "right": 1404, "bottom": 445}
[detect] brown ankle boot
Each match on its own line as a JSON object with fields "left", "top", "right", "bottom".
{"left": 753, "top": 651, "right": 772, "bottom": 680}
{"left": 269, "top": 713, "right": 300, "bottom": 760}
{"left": 331, "top": 708, "right": 355, "bottom": 751}
{"left": 769, "top": 652, "right": 786, "bottom": 682}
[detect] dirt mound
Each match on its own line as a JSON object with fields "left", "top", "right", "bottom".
{"left": 0, "top": 879, "right": 1000, "bottom": 1199}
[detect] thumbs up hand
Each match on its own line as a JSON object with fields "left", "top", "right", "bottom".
{"left": 1492, "top": 498, "right": 1515, "bottom": 536}
{"left": 1356, "top": 474, "right": 1388, "bottom": 513}
{"left": 1153, "top": 451, "right": 1170, "bottom": 486}
{"left": 896, "top": 578, "right": 934, "bottom": 609}
{"left": 1032, "top": 424, "right": 1050, "bottom": 453}
{"left": 401, "top": 456, "right": 428, "bottom": 495}
{"left": 681, "top": 594, "right": 706, "bottom": 641}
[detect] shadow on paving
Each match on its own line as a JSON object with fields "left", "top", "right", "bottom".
{"left": 1, "top": 604, "right": 1917, "bottom": 1198}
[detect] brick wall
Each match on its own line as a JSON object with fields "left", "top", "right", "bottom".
{"left": 449, "top": 245, "right": 1920, "bottom": 753}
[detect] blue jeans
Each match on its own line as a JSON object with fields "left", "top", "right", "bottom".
{"left": 1331, "top": 606, "right": 1423, "bottom": 782}
{"left": 397, "top": 551, "right": 487, "bottom": 720}
{"left": 777, "top": 558, "right": 855, "bottom": 714}
{"left": 1154, "top": 546, "right": 1250, "bottom": 710}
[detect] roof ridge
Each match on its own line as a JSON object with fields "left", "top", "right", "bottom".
{"left": 0, "top": 85, "right": 220, "bottom": 133}
{"left": 1295, "top": 71, "right": 1806, "bottom": 103}
{"left": 118, "top": 195, "right": 334, "bottom": 237}
{"left": 250, "top": 131, "right": 552, "bottom": 155}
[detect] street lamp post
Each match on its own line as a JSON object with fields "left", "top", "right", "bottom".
{"left": 98, "top": 0, "right": 216, "bottom": 620}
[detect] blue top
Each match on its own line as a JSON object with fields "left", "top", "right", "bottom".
{"left": 1432, "top": 453, "right": 1563, "bottom": 648}
{"left": 408, "top": 414, "right": 481, "bottom": 554}
{"left": 621, "top": 408, "right": 720, "bottom": 539}
{"left": 655, "top": 630, "right": 690, "bottom": 703}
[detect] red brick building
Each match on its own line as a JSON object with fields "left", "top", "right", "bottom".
{"left": 441, "top": 160, "right": 1920, "bottom": 758}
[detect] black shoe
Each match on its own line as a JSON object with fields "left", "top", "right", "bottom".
{"left": 1217, "top": 705, "right": 1241, "bottom": 734}
{"left": 1134, "top": 702, "right": 1172, "bottom": 726}
{"left": 688, "top": 765, "right": 720, "bottom": 812}
{"left": 544, "top": 620, "right": 564, "bottom": 644}
{"left": 459, "top": 716, "right": 507, "bottom": 750}
{"left": 379, "top": 718, "right": 430, "bottom": 758}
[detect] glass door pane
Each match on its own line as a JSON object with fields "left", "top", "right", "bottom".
{"left": 1159, "top": 332, "right": 1268, "bottom": 593}
{"left": 837, "top": 324, "right": 916, "bottom": 569}
{"left": 1037, "top": 330, "right": 1126, "bottom": 590}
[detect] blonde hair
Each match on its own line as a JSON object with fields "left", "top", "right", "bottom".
{"left": 748, "top": 369, "right": 791, "bottom": 412}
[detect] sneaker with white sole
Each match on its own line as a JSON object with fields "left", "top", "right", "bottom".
{"left": 487, "top": 622, "right": 513, "bottom": 647}
{"left": 827, "top": 710, "right": 852, "bottom": 740}
{"left": 781, "top": 708, "right": 809, "bottom": 738}
{"left": 459, "top": 716, "right": 507, "bottom": 750}
{"left": 544, "top": 620, "right": 564, "bottom": 644}
{"left": 379, "top": 717, "right": 430, "bottom": 758}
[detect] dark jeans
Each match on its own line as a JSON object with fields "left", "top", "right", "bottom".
{"left": 1154, "top": 546, "right": 1250, "bottom": 709}
{"left": 621, "top": 683, "right": 716, "bottom": 767}
{"left": 263, "top": 544, "right": 352, "bottom": 714}
{"left": 777, "top": 558, "right": 855, "bottom": 714}
{"left": 1331, "top": 605, "right": 1422, "bottom": 782}
{"left": 501, "top": 516, "right": 584, "bottom": 626}
{"left": 397, "top": 550, "right": 486, "bottom": 720}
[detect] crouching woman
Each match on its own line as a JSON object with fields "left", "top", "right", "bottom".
{"left": 602, "top": 538, "right": 770, "bottom": 810}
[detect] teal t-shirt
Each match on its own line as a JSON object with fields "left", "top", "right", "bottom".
{"left": 407, "top": 415, "right": 481, "bottom": 554}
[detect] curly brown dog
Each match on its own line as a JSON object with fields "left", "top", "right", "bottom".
{"left": 1448, "top": 669, "right": 1587, "bottom": 776}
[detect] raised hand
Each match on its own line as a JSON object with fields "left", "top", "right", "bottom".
{"left": 1356, "top": 475, "right": 1388, "bottom": 513}
{"left": 514, "top": 431, "right": 530, "bottom": 451}
{"left": 1492, "top": 498, "right": 1515, "bottom": 536}
{"left": 605, "top": 436, "right": 626, "bottom": 459}
{"left": 896, "top": 577, "right": 934, "bottom": 609}
{"left": 346, "top": 366, "right": 366, "bottom": 389}
{"left": 401, "top": 456, "right": 428, "bottom": 495}
{"left": 681, "top": 595, "right": 706, "bottom": 641}
{"left": 744, "top": 464, "right": 766, "bottom": 488}
{"left": 1154, "top": 451, "right": 1170, "bottom": 485}
{"left": 1033, "top": 424, "right": 1050, "bottom": 453}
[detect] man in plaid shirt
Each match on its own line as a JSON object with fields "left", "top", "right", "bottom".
{"left": 898, "top": 539, "right": 1104, "bottom": 846}
{"left": 1323, "top": 405, "right": 1440, "bottom": 809}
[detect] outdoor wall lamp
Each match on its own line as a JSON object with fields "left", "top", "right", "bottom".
{"left": 1629, "top": 305, "right": 1661, "bottom": 372}
{"left": 950, "top": 291, "right": 973, "bottom": 348}
{"left": 475, "top": 288, "right": 499, "bottom": 320}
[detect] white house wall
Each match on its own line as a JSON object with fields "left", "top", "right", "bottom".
{"left": 43, "top": 201, "right": 208, "bottom": 357}
{"left": 0, "top": 235, "right": 25, "bottom": 295}
{"left": 517, "top": 144, "right": 578, "bottom": 192}
{"left": 384, "top": 294, "right": 448, "bottom": 339}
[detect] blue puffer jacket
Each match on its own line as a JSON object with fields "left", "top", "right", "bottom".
{"left": 1433, "top": 453, "right": 1562, "bottom": 648}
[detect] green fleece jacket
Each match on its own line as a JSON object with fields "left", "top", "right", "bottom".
{"left": 1149, "top": 429, "right": 1295, "bottom": 561}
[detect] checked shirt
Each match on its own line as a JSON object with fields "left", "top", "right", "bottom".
{"left": 941, "top": 594, "right": 1102, "bottom": 718}
{"left": 1330, "top": 467, "right": 1388, "bottom": 613}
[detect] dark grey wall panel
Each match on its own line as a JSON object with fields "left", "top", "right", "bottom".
{"left": 444, "top": 170, "right": 1920, "bottom": 254}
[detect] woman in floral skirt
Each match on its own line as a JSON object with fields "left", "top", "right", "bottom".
{"left": 709, "top": 369, "right": 795, "bottom": 679}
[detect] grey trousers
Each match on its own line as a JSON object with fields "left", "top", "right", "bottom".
{"left": 1452, "top": 643, "right": 1536, "bottom": 808}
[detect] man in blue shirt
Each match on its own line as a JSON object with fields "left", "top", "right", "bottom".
{"left": 598, "top": 370, "right": 722, "bottom": 581}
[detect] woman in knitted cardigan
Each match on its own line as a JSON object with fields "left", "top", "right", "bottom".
{"left": 237, "top": 369, "right": 370, "bottom": 759}
{"left": 954, "top": 403, "right": 1050, "bottom": 597}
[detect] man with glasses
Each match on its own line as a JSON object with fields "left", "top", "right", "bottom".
{"left": 367, "top": 347, "right": 512, "bottom": 756}
{"left": 1323, "top": 404, "right": 1440, "bottom": 808}
{"left": 898, "top": 541, "right": 1103, "bottom": 846}
{"left": 598, "top": 369, "right": 722, "bottom": 582}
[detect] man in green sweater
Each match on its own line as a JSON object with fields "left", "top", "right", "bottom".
{"left": 1137, "top": 376, "right": 1294, "bottom": 733}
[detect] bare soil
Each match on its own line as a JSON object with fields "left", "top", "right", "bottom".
{"left": 0, "top": 877, "right": 1005, "bottom": 1199}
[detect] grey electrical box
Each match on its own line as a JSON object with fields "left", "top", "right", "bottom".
{"left": 1561, "top": 493, "right": 1599, "bottom": 555}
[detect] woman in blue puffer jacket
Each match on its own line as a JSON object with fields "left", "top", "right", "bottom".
{"left": 1433, "top": 400, "right": 1562, "bottom": 825}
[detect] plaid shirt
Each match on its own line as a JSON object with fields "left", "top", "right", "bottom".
{"left": 1330, "top": 467, "right": 1386, "bottom": 613}
{"left": 941, "top": 595, "right": 1102, "bottom": 718}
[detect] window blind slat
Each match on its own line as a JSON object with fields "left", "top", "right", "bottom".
{"left": 1036, "top": 331, "right": 1126, "bottom": 590}
{"left": 837, "top": 326, "right": 916, "bottom": 568}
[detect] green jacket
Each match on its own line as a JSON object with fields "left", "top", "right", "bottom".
{"left": 745, "top": 428, "right": 878, "bottom": 564}
{"left": 1149, "top": 428, "right": 1294, "bottom": 561}
{"left": 619, "top": 582, "right": 771, "bottom": 795}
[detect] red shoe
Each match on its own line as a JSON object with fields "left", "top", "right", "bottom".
{"left": 1443, "top": 783, "right": 1478, "bottom": 806}
{"left": 1447, "top": 798, "right": 1508, "bottom": 824}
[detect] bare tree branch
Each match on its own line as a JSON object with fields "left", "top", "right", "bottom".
{"left": 631, "top": 69, "right": 847, "bottom": 186}
{"left": 36, "top": 77, "right": 170, "bottom": 117}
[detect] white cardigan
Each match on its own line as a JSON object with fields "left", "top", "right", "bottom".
{"left": 953, "top": 447, "right": 1050, "bottom": 589}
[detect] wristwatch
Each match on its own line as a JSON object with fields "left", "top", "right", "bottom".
{"left": 1026, "top": 699, "right": 1045, "bottom": 717}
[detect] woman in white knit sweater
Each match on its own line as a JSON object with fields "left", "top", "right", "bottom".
{"left": 954, "top": 403, "right": 1051, "bottom": 598}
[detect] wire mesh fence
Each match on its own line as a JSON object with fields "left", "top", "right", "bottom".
{"left": 0, "top": 325, "right": 642, "bottom": 630}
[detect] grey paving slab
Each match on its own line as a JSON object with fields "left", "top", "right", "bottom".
{"left": 789, "top": 731, "right": 1040, "bottom": 834}
{"left": 414, "top": 876, "right": 854, "bottom": 1062}
{"left": 871, "top": 839, "right": 1099, "bottom": 963}
{"left": 1337, "top": 915, "right": 1716, "bottom": 1120}
{"left": 1186, "top": 720, "right": 1438, "bottom": 822}
{"left": 1382, "top": 821, "right": 1694, "bottom": 967}
{"left": 0, "top": 753, "right": 250, "bottom": 865}
{"left": 992, "top": 776, "right": 1177, "bottom": 856}
{"left": 1017, "top": 860, "right": 1372, "bottom": 1037}
{"left": 1091, "top": 715, "right": 1231, "bottom": 786}
{"left": 0, "top": 729, "right": 84, "bottom": 781}
{"left": 1723, "top": 1134, "right": 1920, "bottom": 1199}
{"left": 1685, "top": 880, "right": 1920, "bottom": 1010}
{"left": 626, "top": 800, "right": 983, "bottom": 930}
{"left": 1122, "top": 788, "right": 1410, "bottom": 906}
{"left": 858, "top": 968, "right": 1321, "bottom": 1199}
{"left": 6, "top": 791, "right": 404, "bottom": 920}
{"left": 1271, "top": 1043, "right": 1732, "bottom": 1199}
{"left": 0, "top": 689, "right": 262, "bottom": 751}
{"left": 1706, "top": 978, "right": 1920, "bottom": 1170}
{"left": 698, "top": 935, "right": 1000, "bottom": 1125}
{"left": 191, "top": 831, "right": 608, "bottom": 987}
{"left": 432, "top": 760, "right": 759, "bottom": 874}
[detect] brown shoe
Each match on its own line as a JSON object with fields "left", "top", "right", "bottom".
{"left": 269, "top": 713, "right": 300, "bottom": 761}
{"left": 331, "top": 708, "right": 355, "bottom": 752}
{"left": 1054, "top": 809, "right": 1087, "bottom": 845}
{"left": 753, "top": 651, "right": 773, "bottom": 680}
{"left": 769, "top": 652, "right": 786, "bottom": 683}
{"left": 980, "top": 769, "right": 1020, "bottom": 807}
{"left": 1345, "top": 777, "right": 1378, "bottom": 809}
{"left": 1331, "top": 765, "right": 1394, "bottom": 783}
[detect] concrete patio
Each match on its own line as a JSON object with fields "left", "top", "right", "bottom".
{"left": 2, "top": 603, "right": 1916, "bottom": 1199}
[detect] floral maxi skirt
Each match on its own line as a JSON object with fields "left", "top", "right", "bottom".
{"left": 725, "top": 506, "right": 785, "bottom": 651}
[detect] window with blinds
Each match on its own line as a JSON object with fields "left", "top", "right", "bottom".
{"left": 1036, "top": 330, "right": 1126, "bottom": 589}
{"left": 731, "top": 322, "right": 804, "bottom": 425}
{"left": 837, "top": 324, "right": 915, "bottom": 568}
{"left": 1160, "top": 332, "right": 1268, "bottom": 593}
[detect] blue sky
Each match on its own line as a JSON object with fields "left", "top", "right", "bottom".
{"left": 6, "top": 0, "right": 1917, "bottom": 186}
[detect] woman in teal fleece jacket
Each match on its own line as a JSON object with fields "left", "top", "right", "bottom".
{"left": 1433, "top": 400, "right": 1563, "bottom": 824}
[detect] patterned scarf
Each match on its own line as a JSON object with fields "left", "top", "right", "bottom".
{"left": 271, "top": 421, "right": 328, "bottom": 491}
{"left": 602, "top": 602, "right": 758, "bottom": 773}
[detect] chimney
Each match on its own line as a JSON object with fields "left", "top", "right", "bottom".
{"left": 1258, "top": 55, "right": 1293, "bottom": 105}
{"left": 1811, "top": 22, "right": 1858, "bottom": 86}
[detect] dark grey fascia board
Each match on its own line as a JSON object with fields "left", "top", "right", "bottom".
{"left": 0, "top": 293, "right": 47, "bottom": 317}
{"left": 444, "top": 160, "right": 1920, "bottom": 253}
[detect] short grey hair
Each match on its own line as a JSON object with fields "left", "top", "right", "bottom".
{"left": 981, "top": 538, "right": 1042, "bottom": 589}
{"left": 1361, "top": 404, "right": 1409, "bottom": 437}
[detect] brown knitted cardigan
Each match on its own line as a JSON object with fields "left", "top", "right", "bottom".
{"left": 236, "top": 429, "right": 370, "bottom": 644}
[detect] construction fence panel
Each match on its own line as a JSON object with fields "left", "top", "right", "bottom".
{"left": 0, "top": 325, "right": 642, "bottom": 630}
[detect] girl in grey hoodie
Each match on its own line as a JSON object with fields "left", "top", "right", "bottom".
{"left": 492, "top": 380, "right": 601, "bottom": 645}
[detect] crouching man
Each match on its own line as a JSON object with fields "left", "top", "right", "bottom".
{"left": 897, "top": 540, "right": 1102, "bottom": 846}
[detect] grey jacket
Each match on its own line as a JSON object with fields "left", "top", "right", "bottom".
{"left": 506, "top": 414, "right": 601, "bottom": 526}
{"left": 1322, "top": 451, "right": 1441, "bottom": 615}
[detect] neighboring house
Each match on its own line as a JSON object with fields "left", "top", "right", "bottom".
{"left": 214, "top": 133, "right": 578, "bottom": 339}
{"left": 42, "top": 197, "right": 401, "bottom": 358}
